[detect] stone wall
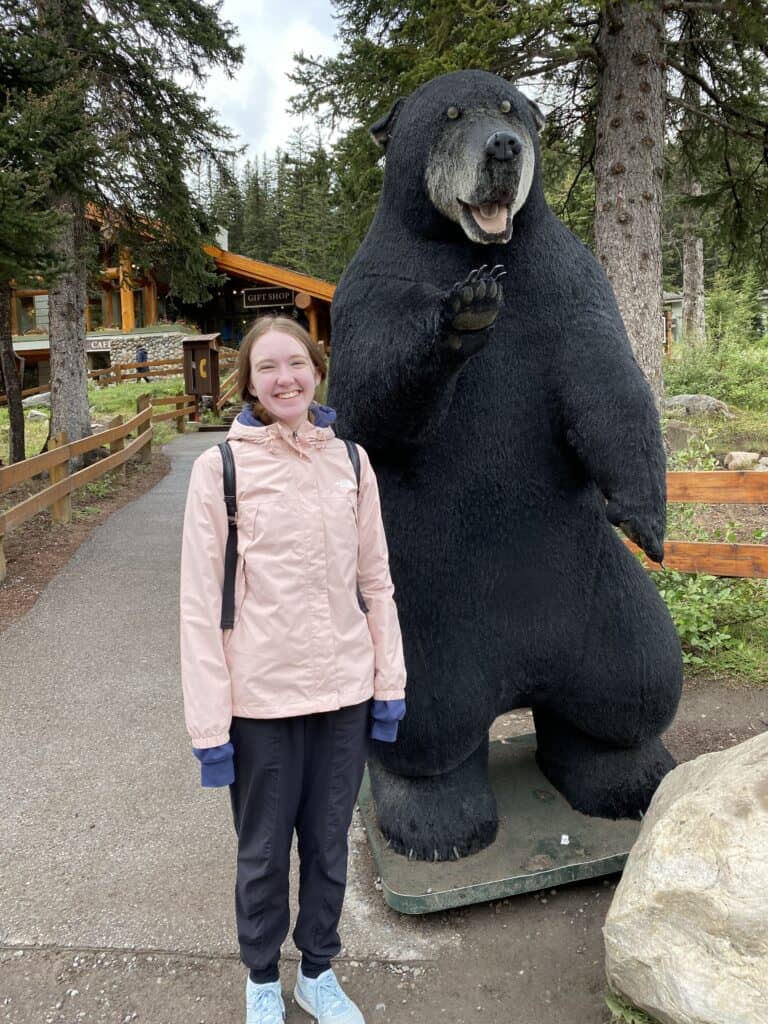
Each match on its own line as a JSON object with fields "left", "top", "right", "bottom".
{"left": 86, "top": 332, "right": 187, "bottom": 365}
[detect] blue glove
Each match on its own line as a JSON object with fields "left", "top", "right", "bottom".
{"left": 370, "top": 699, "right": 406, "bottom": 742}
{"left": 192, "top": 743, "right": 234, "bottom": 787}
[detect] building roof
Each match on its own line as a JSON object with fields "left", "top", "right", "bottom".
{"left": 205, "top": 246, "right": 336, "bottom": 302}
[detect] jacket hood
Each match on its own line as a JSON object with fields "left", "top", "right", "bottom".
{"left": 236, "top": 402, "right": 337, "bottom": 428}
{"left": 228, "top": 405, "right": 335, "bottom": 446}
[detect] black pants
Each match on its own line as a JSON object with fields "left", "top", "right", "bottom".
{"left": 229, "top": 701, "right": 369, "bottom": 980}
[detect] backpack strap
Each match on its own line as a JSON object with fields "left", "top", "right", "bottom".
{"left": 342, "top": 439, "right": 368, "bottom": 614}
{"left": 343, "top": 438, "right": 360, "bottom": 488}
{"left": 218, "top": 441, "right": 238, "bottom": 630}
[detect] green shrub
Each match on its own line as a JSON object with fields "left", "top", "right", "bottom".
{"left": 653, "top": 570, "right": 766, "bottom": 668}
{"left": 665, "top": 340, "right": 768, "bottom": 412}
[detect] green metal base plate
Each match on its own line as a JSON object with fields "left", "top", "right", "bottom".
{"left": 358, "top": 734, "right": 641, "bottom": 914}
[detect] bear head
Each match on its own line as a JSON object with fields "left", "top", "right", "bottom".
{"left": 371, "top": 69, "right": 545, "bottom": 244}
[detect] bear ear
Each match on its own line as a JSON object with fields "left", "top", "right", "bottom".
{"left": 369, "top": 98, "right": 405, "bottom": 150}
{"left": 526, "top": 97, "right": 546, "bottom": 132}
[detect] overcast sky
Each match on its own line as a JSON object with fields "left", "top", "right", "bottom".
{"left": 202, "top": 0, "right": 340, "bottom": 161}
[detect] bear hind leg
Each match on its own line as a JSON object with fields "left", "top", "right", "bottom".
{"left": 532, "top": 708, "right": 675, "bottom": 819}
{"left": 368, "top": 737, "right": 498, "bottom": 860}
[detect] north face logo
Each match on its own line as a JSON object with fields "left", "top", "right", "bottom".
{"left": 335, "top": 479, "right": 356, "bottom": 492}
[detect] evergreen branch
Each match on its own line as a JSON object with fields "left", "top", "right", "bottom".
{"left": 666, "top": 95, "right": 768, "bottom": 142}
{"left": 666, "top": 57, "right": 768, "bottom": 130}
{"left": 663, "top": 2, "right": 731, "bottom": 10}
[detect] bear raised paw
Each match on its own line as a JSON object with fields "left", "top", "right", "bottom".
{"left": 329, "top": 70, "right": 682, "bottom": 861}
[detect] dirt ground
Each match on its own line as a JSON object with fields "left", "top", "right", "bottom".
{"left": 1, "top": 450, "right": 766, "bottom": 1024}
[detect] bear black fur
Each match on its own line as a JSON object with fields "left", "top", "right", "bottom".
{"left": 329, "top": 70, "right": 683, "bottom": 861}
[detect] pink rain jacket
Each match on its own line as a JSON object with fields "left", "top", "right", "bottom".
{"left": 180, "top": 417, "right": 407, "bottom": 749}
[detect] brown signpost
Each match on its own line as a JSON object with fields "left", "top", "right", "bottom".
{"left": 182, "top": 334, "right": 222, "bottom": 413}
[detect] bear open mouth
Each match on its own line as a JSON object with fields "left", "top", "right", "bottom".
{"left": 458, "top": 195, "right": 513, "bottom": 241}
{"left": 470, "top": 201, "right": 510, "bottom": 234}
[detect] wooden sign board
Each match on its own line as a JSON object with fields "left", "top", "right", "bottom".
{"left": 242, "top": 287, "right": 294, "bottom": 309}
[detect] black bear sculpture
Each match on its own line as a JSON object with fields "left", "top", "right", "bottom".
{"left": 329, "top": 70, "right": 683, "bottom": 861}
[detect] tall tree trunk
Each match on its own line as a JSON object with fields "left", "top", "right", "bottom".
{"left": 594, "top": 0, "right": 666, "bottom": 403}
{"left": 48, "top": 194, "right": 91, "bottom": 449}
{"left": 681, "top": 177, "right": 706, "bottom": 344}
{"left": 679, "top": 25, "right": 706, "bottom": 346}
{"left": 0, "top": 282, "right": 26, "bottom": 464}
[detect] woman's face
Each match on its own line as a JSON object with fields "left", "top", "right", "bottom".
{"left": 249, "top": 330, "right": 320, "bottom": 430}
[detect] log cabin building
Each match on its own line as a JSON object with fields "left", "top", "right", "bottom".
{"left": 9, "top": 228, "right": 336, "bottom": 390}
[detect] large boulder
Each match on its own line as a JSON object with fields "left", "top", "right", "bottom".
{"left": 663, "top": 394, "right": 734, "bottom": 419}
{"left": 604, "top": 732, "right": 768, "bottom": 1024}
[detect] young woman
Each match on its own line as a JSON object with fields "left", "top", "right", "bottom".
{"left": 180, "top": 317, "right": 406, "bottom": 1024}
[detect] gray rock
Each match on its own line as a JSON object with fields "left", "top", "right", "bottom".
{"left": 604, "top": 732, "right": 768, "bottom": 1024}
{"left": 26, "top": 409, "right": 49, "bottom": 422}
{"left": 21, "top": 392, "right": 51, "bottom": 408}
{"left": 663, "top": 394, "right": 734, "bottom": 419}
{"left": 664, "top": 421, "right": 699, "bottom": 453}
{"left": 724, "top": 451, "right": 760, "bottom": 470}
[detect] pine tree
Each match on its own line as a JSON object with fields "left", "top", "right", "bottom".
{"left": 0, "top": 7, "right": 72, "bottom": 462}
{"left": 6, "top": 0, "right": 243, "bottom": 447}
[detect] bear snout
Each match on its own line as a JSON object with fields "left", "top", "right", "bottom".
{"left": 485, "top": 131, "right": 523, "bottom": 161}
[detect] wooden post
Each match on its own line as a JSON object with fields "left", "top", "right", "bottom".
{"left": 108, "top": 415, "right": 126, "bottom": 482}
{"left": 10, "top": 289, "right": 18, "bottom": 336}
{"left": 120, "top": 249, "right": 135, "bottom": 333}
{"left": 101, "top": 284, "right": 113, "bottom": 330}
{"left": 136, "top": 394, "right": 152, "bottom": 464}
{"left": 49, "top": 431, "right": 72, "bottom": 525}
{"left": 0, "top": 529, "right": 6, "bottom": 584}
{"left": 307, "top": 302, "right": 319, "bottom": 343}
{"left": 114, "top": 362, "right": 122, "bottom": 384}
{"left": 145, "top": 280, "right": 158, "bottom": 326}
{"left": 176, "top": 399, "right": 186, "bottom": 434}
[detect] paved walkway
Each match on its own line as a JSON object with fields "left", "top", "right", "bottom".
{"left": 0, "top": 432, "right": 621, "bottom": 1023}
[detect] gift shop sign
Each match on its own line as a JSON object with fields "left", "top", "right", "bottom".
{"left": 242, "top": 287, "right": 294, "bottom": 309}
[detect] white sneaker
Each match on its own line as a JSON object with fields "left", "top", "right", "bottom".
{"left": 245, "top": 977, "right": 285, "bottom": 1024}
{"left": 293, "top": 967, "right": 365, "bottom": 1024}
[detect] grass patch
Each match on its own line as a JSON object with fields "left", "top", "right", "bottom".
{"left": 605, "top": 991, "right": 662, "bottom": 1024}
{"left": 1, "top": 378, "right": 188, "bottom": 464}
{"left": 0, "top": 409, "right": 51, "bottom": 462}
{"left": 87, "top": 379, "right": 182, "bottom": 418}
{"left": 665, "top": 409, "right": 768, "bottom": 459}
{"left": 72, "top": 505, "right": 101, "bottom": 519}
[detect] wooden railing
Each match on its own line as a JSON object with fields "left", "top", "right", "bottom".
{"left": 627, "top": 470, "right": 768, "bottom": 578}
{"left": 142, "top": 393, "right": 199, "bottom": 429}
{"left": 0, "top": 407, "right": 153, "bottom": 582}
{"left": 89, "top": 353, "right": 237, "bottom": 386}
{"left": 2, "top": 456, "right": 764, "bottom": 590}
{"left": 0, "top": 384, "right": 49, "bottom": 406}
{"left": 215, "top": 366, "right": 240, "bottom": 413}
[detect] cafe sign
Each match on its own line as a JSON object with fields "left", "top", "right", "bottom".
{"left": 242, "top": 287, "right": 294, "bottom": 309}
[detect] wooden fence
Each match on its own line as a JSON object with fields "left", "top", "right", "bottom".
{"left": 1, "top": 443, "right": 766, "bottom": 586}
{"left": 0, "top": 384, "right": 50, "bottom": 406}
{"left": 89, "top": 353, "right": 237, "bottom": 386}
{"left": 140, "top": 392, "right": 199, "bottom": 429}
{"left": 215, "top": 366, "right": 239, "bottom": 414}
{"left": 0, "top": 406, "right": 152, "bottom": 582}
{"left": 627, "top": 470, "right": 768, "bottom": 578}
